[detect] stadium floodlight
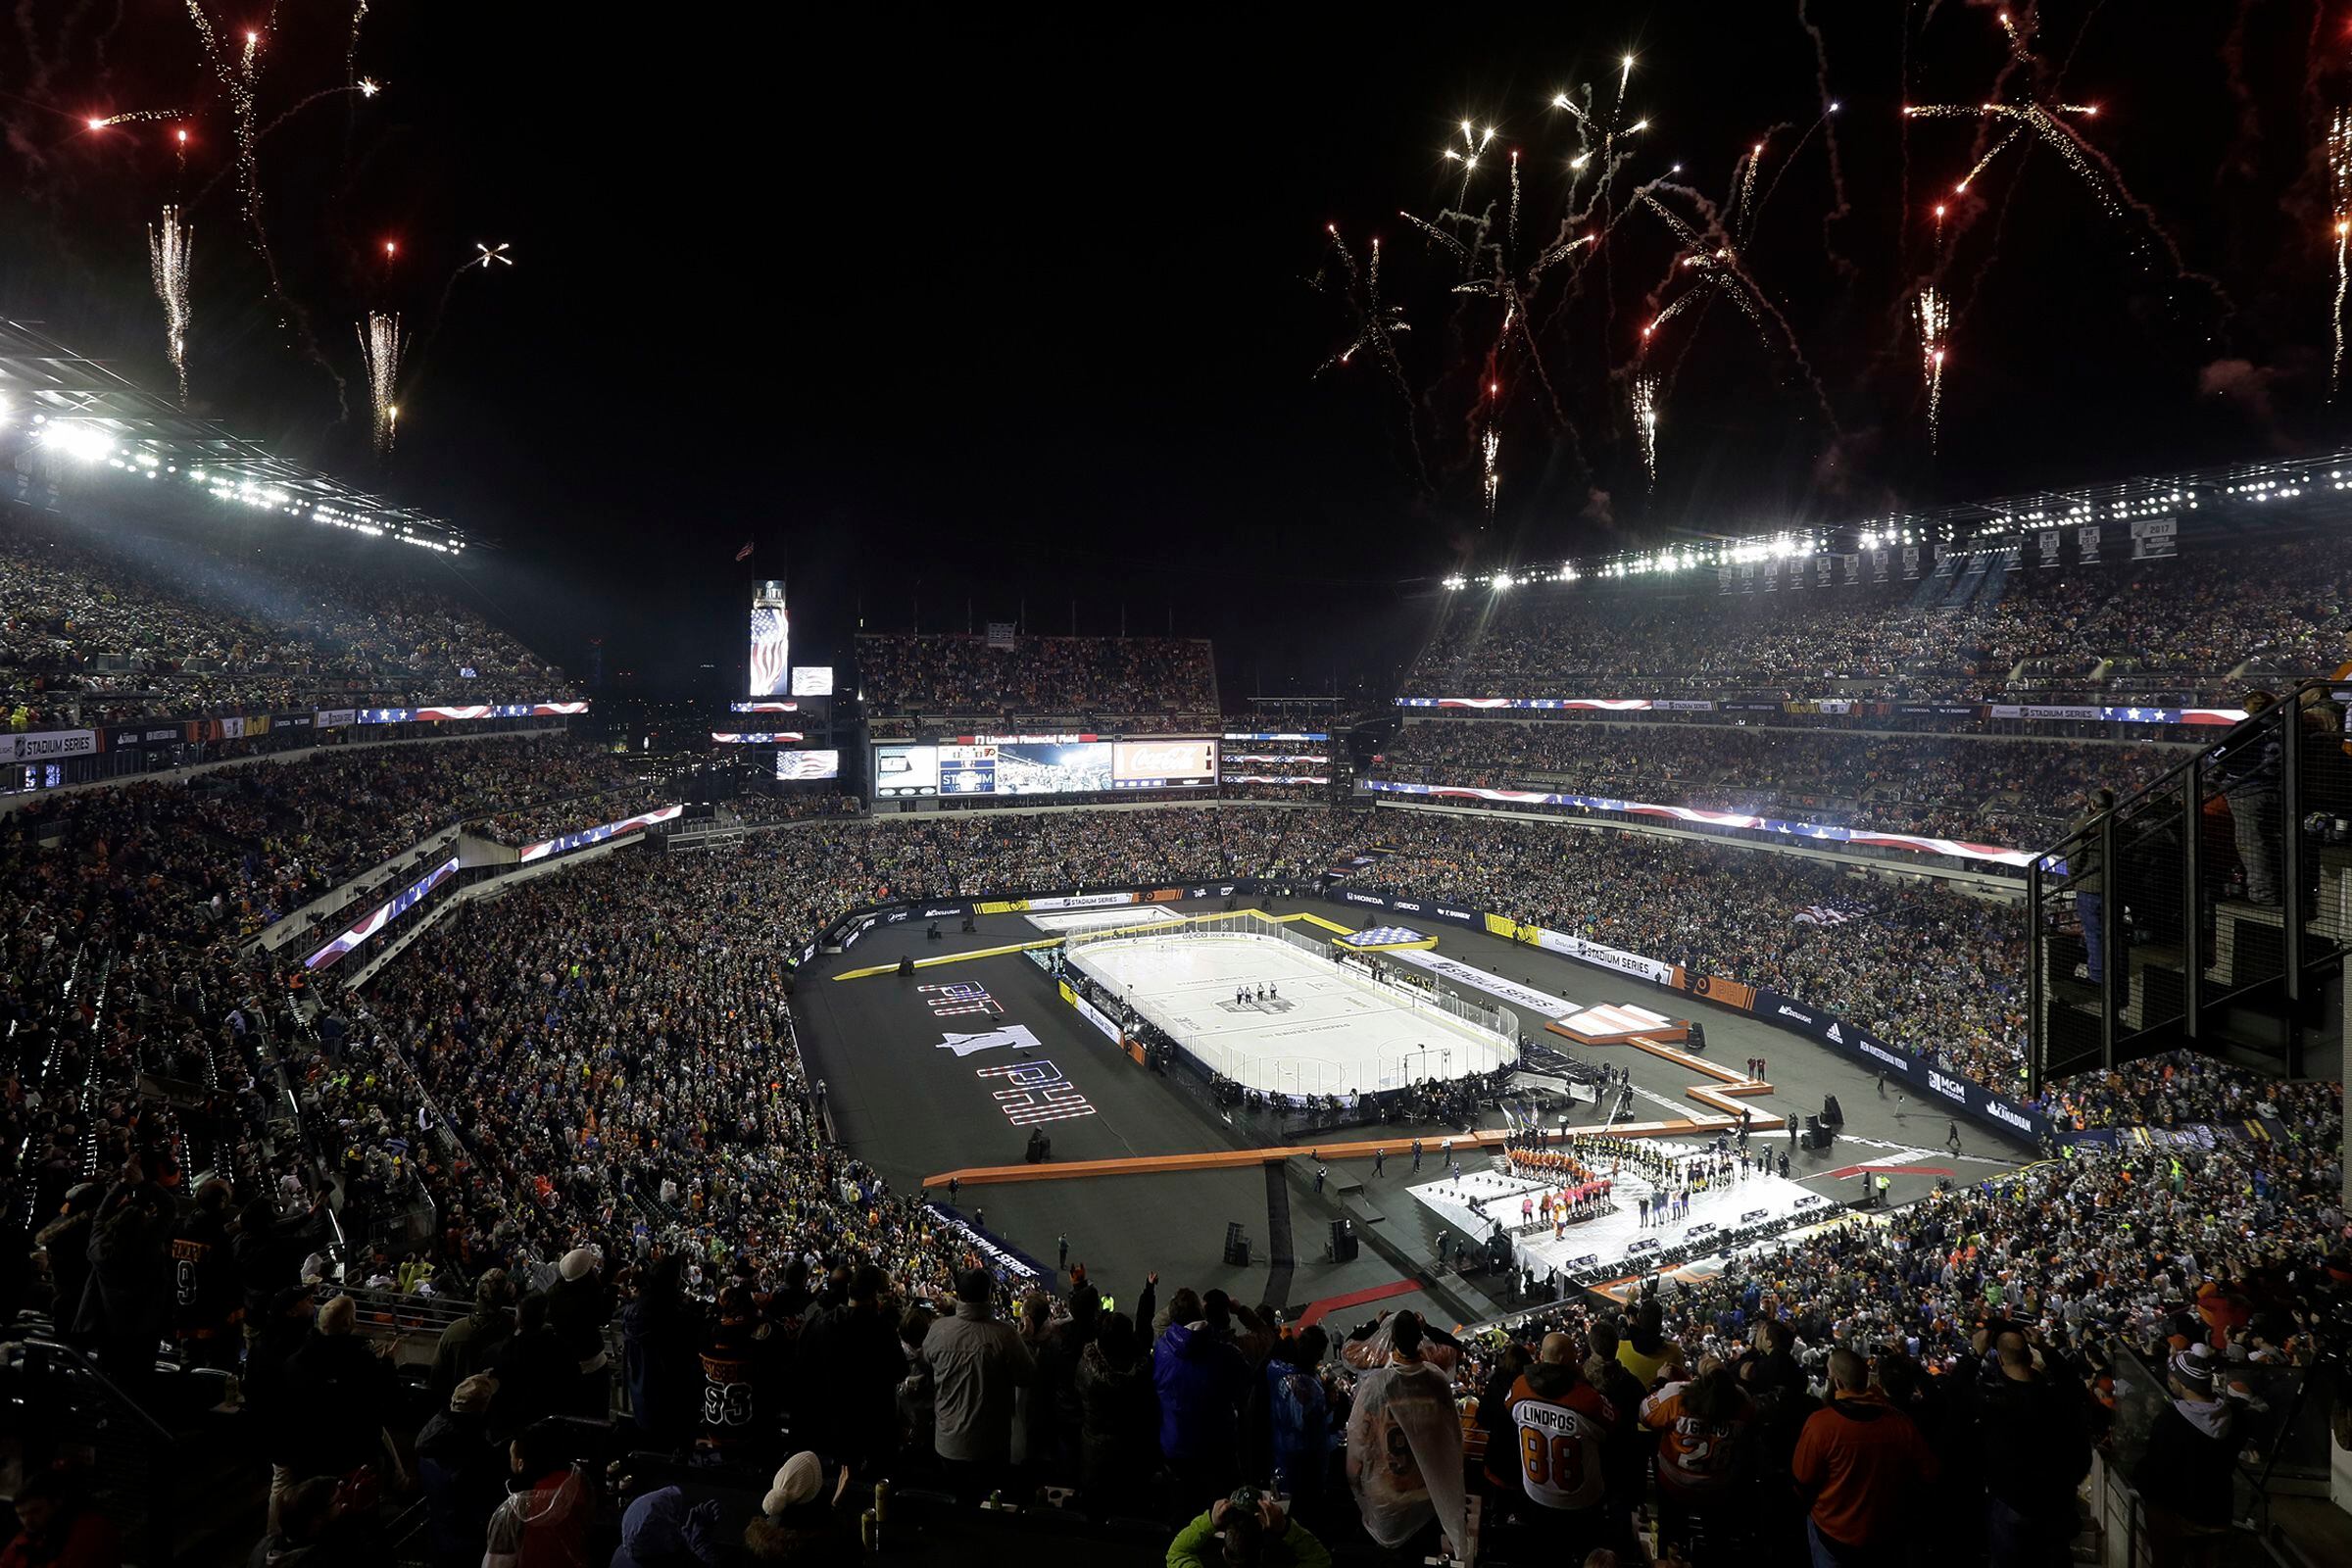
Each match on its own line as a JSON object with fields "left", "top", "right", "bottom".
{"left": 1442, "top": 574, "right": 1467, "bottom": 590}
{"left": 39, "top": 422, "right": 114, "bottom": 463}
{"left": 1492, "top": 572, "right": 1514, "bottom": 590}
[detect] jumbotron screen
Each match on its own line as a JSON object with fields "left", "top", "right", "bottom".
{"left": 872, "top": 737, "right": 1218, "bottom": 799}
{"left": 775, "top": 749, "right": 840, "bottom": 781}
{"left": 1111, "top": 738, "right": 1216, "bottom": 789}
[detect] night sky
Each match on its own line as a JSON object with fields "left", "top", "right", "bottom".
{"left": 0, "top": 3, "right": 2341, "bottom": 694}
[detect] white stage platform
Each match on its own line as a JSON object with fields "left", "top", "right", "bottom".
{"left": 1025, "top": 905, "right": 1187, "bottom": 935}
{"left": 1409, "top": 1143, "right": 1835, "bottom": 1280}
{"left": 1065, "top": 930, "right": 1513, "bottom": 1097}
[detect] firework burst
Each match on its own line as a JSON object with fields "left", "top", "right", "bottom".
{"left": 1914, "top": 286, "right": 1950, "bottom": 450}
{"left": 1481, "top": 426, "right": 1500, "bottom": 519}
{"left": 1632, "top": 373, "right": 1659, "bottom": 485}
{"left": 1443, "top": 120, "right": 1496, "bottom": 205}
{"left": 85, "top": 109, "right": 186, "bottom": 130}
{"left": 1313, "top": 227, "right": 1413, "bottom": 380}
{"left": 357, "top": 312, "right": 404, "bottom": 454}
{"left": 186, "top": 5, "right": 345, "bottom": 410}
{"left": 148, "top": 207, "right": 194, "bottom": 406}
{"left": 1903, "top": 103, "right": 2110, "bottom": 212}
{"left": 2330, "top": 109, "right": 2352, "bottom": 398}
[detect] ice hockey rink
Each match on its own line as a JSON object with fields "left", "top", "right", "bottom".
{"left": 1063, "top": 929, "right": 1514, "bottom": 1097}
{"left": 1409, "top": 1142, "right": 1835, "bottom": 1280}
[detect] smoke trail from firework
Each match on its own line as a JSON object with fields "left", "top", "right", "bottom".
{"left": 189, "top": 80, "right": 382, "bottom": 212}
{"left": 2330, "top": 109, "right": 2352, "bottom": 398}
{"left": 357, "top": 312, "right": 403, "bottom": 454}
{"left": 148, "top": 207, "right": 194, "bottom": 405}
{"left": 1914, "top": 287, "right": 1949, "bottom": 450}
{"left": 1632, "top": 373, "right": 1659, "bottom": 485}
{"left": 1794, "top": 0, "right": 1855, "bottom": 277}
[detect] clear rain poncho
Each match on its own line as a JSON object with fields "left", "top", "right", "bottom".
{"left": 1342, "top": 1315, "right": 1468, "bottom": 1553}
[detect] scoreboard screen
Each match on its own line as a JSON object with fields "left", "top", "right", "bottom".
{"left": 874, "top": 744, "right": 941, "bottom": 797}
{"left": 873, "top": 736, "right": 1216, "bottom": 799}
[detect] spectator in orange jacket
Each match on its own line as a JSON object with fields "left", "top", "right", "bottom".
{"left": 1790, "top": 1348, "right": 1937, "bottom": 1567}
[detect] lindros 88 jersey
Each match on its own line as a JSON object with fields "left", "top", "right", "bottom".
{"left": 1507, "top": 1371, "right": 1616, "bottom": 1511}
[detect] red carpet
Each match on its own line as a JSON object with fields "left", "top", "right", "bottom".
{"left": 1296, "top": 1277, "right": 1422, "bottom": 1329}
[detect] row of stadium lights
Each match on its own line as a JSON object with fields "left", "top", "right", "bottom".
{"left": 1443, "top": 528, "right": 1907, "bottom": 590}
{"left": 1437, "top": 452, "right": 2352, "bottom": 591}
{"left": 0, "top": 401, "right": 465, "bottom": 555}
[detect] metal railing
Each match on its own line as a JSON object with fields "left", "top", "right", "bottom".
{"left": 2028, "top": 678, "right": 2350, "bottom": 1091}
{"left": 13, "top": 1337, "right": 181, "bottom": 1566}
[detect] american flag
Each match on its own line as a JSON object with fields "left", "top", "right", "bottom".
{"left": 749, "top": 604, "right": 791, "bottom": 696}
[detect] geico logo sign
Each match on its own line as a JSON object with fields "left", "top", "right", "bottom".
{"left": 1928, "top": 1070, "right": 1969, "bottom": 1103}
{"left": 1987, "top": 1100, "right": 2034, "bottom": 1133}
{"left": 1858, "top": 1042, "right": 1909, "bottom": 1074}
{"left": 1775, "top": 1004, "right": 1814, "bottom": 1025}
{"left": 1393, "top": 900, "right": 1421, "bottom": 912}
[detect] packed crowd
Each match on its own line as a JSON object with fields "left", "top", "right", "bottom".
{"left": 0, "top": 735, "right": 643, "bottom": 1311}
{"left": 1432, "top": 1098, "right": 2345, "bottom": 1566}
{"left": 9, "top": 770, "right": 2347, "bottom": 1566}
{"left": 29, "top": 735, "right": 641, "bottom": 934}
{"left": 1339, "top": 813, "right": 2036, "bottom": 1097}
{"left": 854, "top": 633, "right": 1218, "bottom": 718}
{"left": 0, "top": 512, "right": 574, "bottom": 723}
{"left": 1405, "top": 540, "right": 2352, "bottom": 703}
{"left": 476, "top": 785, "right": 673, "bottom": 850}
{"left": 1379, "top": 721, "right": 2181, "bottom": 844}
{"left": 301, "top": 807, "right": 1350, "bottom": 1275}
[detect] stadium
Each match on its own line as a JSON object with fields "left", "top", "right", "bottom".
{"left": 2, "top": 11, "right": 2350, "bottom": 1568}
